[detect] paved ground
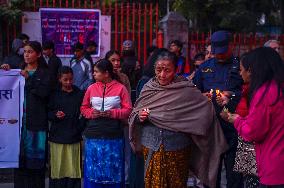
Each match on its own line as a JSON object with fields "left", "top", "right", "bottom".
{"left": 0, "top": 179, "right": 84, "bottom": 188}
{"left": 0, "top": 179, "right": 49, "bottom": 188}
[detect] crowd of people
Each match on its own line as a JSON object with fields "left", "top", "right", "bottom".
{"left": 0, "top": 30, "right": 284, "bottom": 188}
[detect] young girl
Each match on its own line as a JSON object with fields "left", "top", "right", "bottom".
{"left": 105, "top": 50, "right": 131, "bottom": 94}
{"left": 81, "top": 59, "right": 132, "bottom": 188}
{"left": 48, "top": 66, "right": 84, "bottom": 188}
{"left": 105, "top": 50, "right": 132, "bottom": 185}
{"left": 14, "top": 41, "right": 50, "bottom": 188}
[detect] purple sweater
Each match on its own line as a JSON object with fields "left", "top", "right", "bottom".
{"left": 235, "top": 80, "right": 284, "bottom": 185}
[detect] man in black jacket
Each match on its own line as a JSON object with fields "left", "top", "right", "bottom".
{"left": 0, "top": 38, "right": 24, "bottom": 70}
{"left": 42, "top": 40, "right": 62, "bottom": 90}
{"left": 84, "top": 40, "right": 98, "bottom": 66}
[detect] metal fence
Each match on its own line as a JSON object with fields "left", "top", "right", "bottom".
{"left": 1, "top": 1, "right": 284, "bottom": 68}
{"left": 1, "top": 1, "right": 159, "bottom": 64}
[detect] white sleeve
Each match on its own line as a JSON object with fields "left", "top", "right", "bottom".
{"left": 85, "top": 59, "right": 93, "bottom": 80}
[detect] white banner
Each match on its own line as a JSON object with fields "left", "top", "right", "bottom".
{"left": 0, "top": 70, "right": 25, "bottom": 168}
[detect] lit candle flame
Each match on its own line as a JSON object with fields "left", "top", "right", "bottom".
{"left": 216, "top": 89, "right": 220, "bottom": 96}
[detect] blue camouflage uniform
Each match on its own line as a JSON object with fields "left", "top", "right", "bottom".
{"left": 193, "top": 56, "right": 243, "bottom": 118}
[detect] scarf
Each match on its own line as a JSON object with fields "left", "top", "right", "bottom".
{"left": 129, "top": 77, "right": 228, "bottom": 188}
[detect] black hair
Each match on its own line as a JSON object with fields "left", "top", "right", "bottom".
{"left": 240, "top": 52, "right": 251, "bottom": 71}
{"left": 155, "top": 49, "right": 178, "bottom": 69}
{"left": 147, "top": 46, "right": 158, "bottom": 57}
{"left": 87, "top": 41, "right": 98, "bottom": 48}
{"left": 19, "top": 33, "right": 30, "bottom": 41}
{"left": 25, "top": 41, "right": 42, "bottom": 54}
{"left": 105, "top": 50, "right": 120, "bottom": 60}
{"left": 22, "top": 41, "right": 48, "bottom": 69}
{"left": 247, "top": 47, "right": 284, "bottom": 105}
{"left": 194, "top": 53, "right": 205, "bottom": 61}
{"left": 122, "top": 49, "right": 135, "bottom": 57}
{"left": 94, "top": 59, "right": 120, "bottom": 82}
{"left": 143, "top": 48, "right": 168, "bottom": 78}
{"left": 170, "top": 40, "right": 183, "bottom": 49}
{"left": 58, "top": 66, "right": 73, "bottom": 78}
{"left": 42, "top": 40, "right": 55, "bottom": 50}
{"left": 73, "top": 42, "right": 84, "bottom": 51}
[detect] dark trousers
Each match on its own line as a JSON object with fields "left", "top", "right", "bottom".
{"left": 49, "top": 178, "right": 81, "bottom": 188}
{"left": 14, "top": 168, "right": 46, "bottom": 188}
{"left": 129, "top": 150, "right": 144, "bottom": 188}
{"left": 216, "top": 133, "right": 243, "bottom": 188}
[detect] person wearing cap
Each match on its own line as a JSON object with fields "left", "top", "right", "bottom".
{"left": 169, "top": 40, "right": 186, "bottom": 76}
{"left": 85, "top": 41, "right": 98, "bottom": 66}
{"left": 70, "top": 42, "right": 93, "bottom": 91}
{"left": 42, "top": 40, "right": 62, "bottom": 90}
{"left": 193, "top": 31, "right": 243, "bottom": 188}
{"left": 121, "top": 40, "right": 142, "bottom": 102}
{"left": 0, "top": 38, "right": 24, "bottom": 70}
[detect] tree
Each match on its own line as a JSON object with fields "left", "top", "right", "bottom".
{"left": 0, "top": 0, "right": 25, "bottom": 24}
{"left": 172, "top": 0, "right": 282, "bottom": 33}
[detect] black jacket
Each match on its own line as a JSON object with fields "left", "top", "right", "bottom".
{"left": 1, "top": 53, "right": 24, "bottom": 69}
{"left": 84, "top": 52, "right": 94, "bottom": 66}
{"left": 46, "top": 54, "right": 62, "bottom": 90}
{"left": 48, "top": 86, "right": 85, "bottom": 144}
{"left": 25, "top": 68, "right": 50, "bottom": 131}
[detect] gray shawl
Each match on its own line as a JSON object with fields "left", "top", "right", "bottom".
{"left": 128, "top": 77, "right": 228, "bottom": 188}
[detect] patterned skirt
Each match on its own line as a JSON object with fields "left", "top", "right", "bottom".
{"left": 84, "top": 138, "right": 124, "bottom": 186}
{"left": 143, "top": 145, "right": 190, "bottom": 188}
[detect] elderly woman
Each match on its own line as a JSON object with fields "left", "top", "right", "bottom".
{"left": 128, "top": 50, "right": 228, "bottom": 188}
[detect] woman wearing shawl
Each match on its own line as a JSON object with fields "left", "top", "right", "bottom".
{"left": 128, "top": 50, "right": 228, "bottom": 188}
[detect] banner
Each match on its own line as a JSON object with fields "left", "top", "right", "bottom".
{"left": 22, "top": 12, "right": 111, "bottom": 66}
{"left": 40, "top": 8, "right": 101, "bottom": 57}
{"left": 0, "top": 70, "right": 25, "bottom": 168}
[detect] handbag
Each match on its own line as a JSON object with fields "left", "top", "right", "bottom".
{"left": 233, "top": 136, "right": 258, "bottom": 176}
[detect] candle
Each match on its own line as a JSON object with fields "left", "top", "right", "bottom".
{"left": 216, "top": 89, "right": 221, "bottom": 96}
{"left": 222, "top": 106, "right": 229, "bottom": 113}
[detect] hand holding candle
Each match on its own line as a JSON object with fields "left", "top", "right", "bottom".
{"left": 220, "top": 107, "right": 239, "bottom": 123}
{"left": 216, "top": 90, "right": 229, "bottom": 106}
{"left": 139, "top": 108, "right": 150, "bottom": 122}
{"left": 203, "top": 89, "right": 213, "bottom": 101}
{"left": 220, "top": 107, "right": 229, "bottom": 122}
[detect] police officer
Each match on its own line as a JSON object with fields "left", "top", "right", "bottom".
{"left": 193, "top": 31, "right": 243, "bottom": 188}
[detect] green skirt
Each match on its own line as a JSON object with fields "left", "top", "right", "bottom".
{"left": 49, "top": 142, "right": 81, "bottom": 179}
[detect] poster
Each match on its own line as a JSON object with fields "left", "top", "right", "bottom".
{"left": 40, "top": 8, "right": 101, "bottom": 57}
{"left": 0, "top": 70, "right": 25, "bottom": 168}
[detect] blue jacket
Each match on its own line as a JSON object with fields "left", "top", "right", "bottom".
{"left": 70, "top": 57, "right": 93, "bottom": 91}
{"left": 193, "top": 56, "right": 243, "bottom": 135}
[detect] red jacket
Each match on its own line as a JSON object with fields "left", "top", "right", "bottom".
{"left": 235, "top": 84, "right": 249, "bottom": 117}
{"left": 81, "top": 80, "right": 132, "bottom": 119}
{"left": 234, "top": 81, "right": 284, "bottom": 185}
